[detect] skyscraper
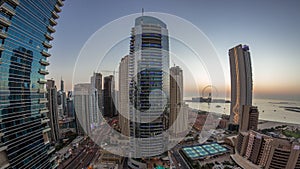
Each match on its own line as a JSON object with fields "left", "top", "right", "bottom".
{"left": 103, "top": 75, "right": 116, "bottom": 117}
{"left": 169, "top": 66, "right": 188, "bottom": 136}
{"left": 239, "top": 105, "right": 259, "bottom": 132}
{"left": 0, "top": 1, "right": 63, "bottom": 168}
{"left": 60, "top": 77, "right": 64, "bottom": 91}
{"left": 46, "top": 80, "right": 60, "bottom": 143}
{"left": 118, "top": 55, "right": 130, "bottom": 137}
{"left": 128, "top": 16, "right": 169, "bottom": 167}
{"left": 73, "top": 83, "right": 99, "bottom": 135}
{"left": 229, "top": 44, "right": 253, "bottom": 131}
{"left": 58, "top": 78, "right": 66, "bottom": 117}
{"left": 91, "top": 72, "right": 103, "bottom": 113}
{"left": 66, "top": 92, "right": 75, "bottom": 118}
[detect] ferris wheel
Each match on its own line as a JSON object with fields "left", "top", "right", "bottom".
{"left": 201, "top": 85, "right": 218, "bottom": 103}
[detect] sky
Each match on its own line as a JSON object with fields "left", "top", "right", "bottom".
{"left": 47, "top": 0, "right": 300, "bottom": 101}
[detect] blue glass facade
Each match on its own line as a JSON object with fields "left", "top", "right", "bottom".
{"left": 0, "top": 0, "right": 63, "bottom": 168}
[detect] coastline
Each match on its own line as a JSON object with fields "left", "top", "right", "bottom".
{"left": 258, "top": 119, "right": 300, "bottom": 130}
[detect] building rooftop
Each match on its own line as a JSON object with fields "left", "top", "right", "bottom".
{"left": 182, "top": 142, "right": 229, "bottom": 160}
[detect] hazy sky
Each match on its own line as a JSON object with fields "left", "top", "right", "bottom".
{"left": 48, "top": 0, "right": 300, "bottom": 100}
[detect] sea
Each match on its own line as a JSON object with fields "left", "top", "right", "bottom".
{"left": 185, "top": 98, "right": 300, "bottom": 125}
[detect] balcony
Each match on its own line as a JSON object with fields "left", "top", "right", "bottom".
{"left": 0, "top": 16, "right": 11, "bottom": 27}
{"left": 41, "top": 118, "right": 50, "bottom": 124}
{"left": 38, "top": 78, "right": 47, "bottom": 84}
{"left": 0, "top": 146, "right": 10, "bottom": 169}
{"left": 40, "top": 108, "right": 49, "bottom": 114}
{"left": 47, "top": 147, "right": 55, "bottom": 154}
{"left": 0, "top": 30, "right": 8, "bottom": 39}
{"left": 54, "top": 4, "right": 61, "bottom": 13}
{"left": 0, "top": 145, "right": 8, "bottom": 152}
{"left": 43, "top": 41, "right": 52, "bottom": 49}
{"left": 39, "top": 98, "right": 48, "bottom": 104}
{"left": 38, "top": 88, "right": 47, "bottom": 93}
{"left": 7, "top": 0, "right": 20, "bottom": 6}
{"left": 57, "top": 0, "right": 64, "bottom": 7}
{"left": 41, "top": 50, "right": 51, "bottom": 57}
{"left": 43, "top": 127, "right": 51, "bottom": 133}
{"left": 49, "top": 18, "right": 57, "bottom": 26}
{"left": 52, "top": 162, "right": 59, "bottom": 169}
{"left": 44, "top": 140, "right": 50, "bottom": 145}
{"left": 45, "top": 33, "right": 54, "bottom": 41}
{"left": 47, "top": 25, "right": 56, "bottom": 33}
{"left": 52, "top": 11, "right": 59, "bottom": 19}
{"left": 50, "top": 155, "right": 57, "bottom": 162}
{"left": 38, "top": 68, "right": 49, "bottom": 75}
{"left": 40, "top": 59, "right": 50, "bottom": 66}
{"left": 0, "top": 4, "right": 16, "bottom": 16}
{"left": 0, "top": 44, "right": 4, "bottom": 51}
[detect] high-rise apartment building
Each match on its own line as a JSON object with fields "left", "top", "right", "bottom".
{"left": 66, "top": 94, "right": 75, "bottom": 118}
{"left": 169, "top": 66, "right": 188, "bottom": 136}
{"left": 239, "top": 105, "right": 259, "bottom": 132}
{"left": 91, "top": 72, "right": 103, "bottom": 113}
{"left": 234, "top": 130, "right": 300, "bottom": 169}
{"left": 229, "top": 44, "right": 253, "bottom": 131}
{"left": 73, "top": 83, "right": 99, "bottom": 135}
{"left": 0, "top": 1, "right": 63, "bottom": 168}
{"left": 127, "top": 16, "right": 170, "bottom": 168}
{"left": 60, "top": 78, "right": 64, "bottom": 92}
{"left": 103, "top": 75, "right": 116, "bottom": 117}
{"left": 46, "top": 80, "right": 60, "bottom": 143}
{"left": 118, "top": 55, "right": 130, "bottom": 137}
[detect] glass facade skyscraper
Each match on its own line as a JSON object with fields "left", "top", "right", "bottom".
{"left": 0, "top": 0, "right": 64, "bottom": 168}
{"left": 128, "top": 16, "right": 169, "bottom": 167}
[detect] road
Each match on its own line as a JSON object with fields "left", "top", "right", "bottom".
{"left": 59, "top": 141, "right": 99, "bottom": 169}
{"left": 169, "top": 144, "right": 191, "bottom": 169}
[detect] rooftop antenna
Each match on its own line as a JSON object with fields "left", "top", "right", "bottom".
{"left": 141, "top": 8, "right": 144, "bottom": 24}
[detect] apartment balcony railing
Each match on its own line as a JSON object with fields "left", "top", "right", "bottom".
{"left": 0, "top": 16, "right": 11, "bottom": 27}
{"left": 45, "top": 32, "right": 54, "bottom": 41}
{"left": 49, "top": 18, "right": 57, "bottom": 26}
{"left": 39, "top": 98, "right": 48, "bottom": 104}
{"left": 0, "top": 30, "right": 8, "bottom": 39}
{"left": 50, "top": 155, "right": 57, "bottom": 162}
{"left": 40, "top": 59, "right": 50, "bottom": 66}
{"left": 38, "top": 78, "right": 47, "bottom": 84}
{"left": 57, "top": 0, "right": 64, "bottom": 7}
{"left": 43, "top": 41, "right": 52, "bottom": 49}
{"left": 38, "top": 68, "right": 49, "bottom": 75}
{"left": 52, "top": 11, "right": 59, "bottom": 19}
{"left": 38, "top": 88, "right": 47, "bottom": 93}
{"left": 51, "top": 162, "right": 59, "bottom": 169}
{"left": 41, "top": 118, "right": 50, "bottom": 124}
{"left": 40, "top": 108, "right": 49, "bottom": 114}
{"left": 7, "top": 0, "right": 20, "bottom": 6}
{"left": 47, "top": 25, "right": 56, "bottom": 33}
{"left": 1, "top": 4, "right": 16, "bottom": 16}
{"left": 47, "top": 147, "right": 55, "bottom": 154}
{"left": 43, "top": 127, "right": 51, "bottom": 133}
{"left": 0, "top": 44, "right": 4, "bottom": 51}
{"left": 54, "top": 4, "right": 61, "bottom": 13}
{"left": 41, "top": 50, "right": 51, "bottom": 57}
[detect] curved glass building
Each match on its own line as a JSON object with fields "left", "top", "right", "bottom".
{"left": 0, "top": 0, "right": 64, "bottom": 168}
{"left": 128, "top": 16, "right": 169, "bottom": 167}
